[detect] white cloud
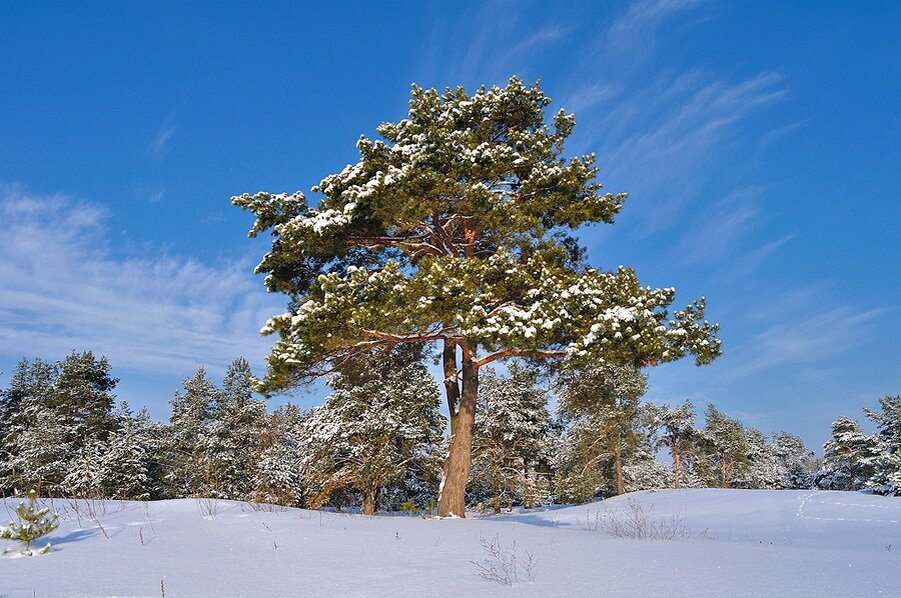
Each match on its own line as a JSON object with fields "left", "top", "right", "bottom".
{"left": 0, "top": 186, "right": 282, "bottom": 378}
{"left": 720, "top": 305, "right": 891, "bottom": 381}
{"left": 147, "top": 125, "right": 177, "bottom": 158}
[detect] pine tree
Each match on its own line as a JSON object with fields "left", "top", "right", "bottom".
{"left": 770, "top": 431, "right": 817, "bottom": 489}
{"left": 2, "top": 354, "right": 119, "bottom": 497}
{"left": 648, "top": 400, "right": 699, "bottom": 489}
{"left": 864, "top": 395, "right": 901, "bottom": 495}
{"left": 557, "top": 365, "right": 647, "bottom": 497}
{"left": 165, "top": 367, "right": 218, "bottom": 497}
{"left": 232, "top": 78, "right": 722, "bottom": 516}
{"left": 818, "top": 417, "right": 878, "bottom": 491}
{"left": 470, "top": 364, "right": 553, "bottom": 513}
{"left": 301, "top": 348, "right": 444, "bottom": 515}
{"left": 0, "top": 489, "right": 59, "bottom": 555}
{"left": 702, "top": 405, "right": 749, "bottom": 488}
{"left": 52, "top": 351, "right": 118, "bottom": 447}
{"left": 250, "top": 404, "right": 306, "bottom": 507}
{"left": 100, "top": 404, "right": 155, "bottom": 500}
{"left": 0, "top": 358, "right": 59, "bottom": 495}
{"left": 201, "top": 358, "right": 267, "bottom": 500}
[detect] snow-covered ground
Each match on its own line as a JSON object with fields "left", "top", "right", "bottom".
{"left": 1, "top": 489, "right": 898, "bottom": 597}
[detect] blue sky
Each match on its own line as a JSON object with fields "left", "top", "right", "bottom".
{"left": 1, "top": 0, "right": 898, "bottom": 449}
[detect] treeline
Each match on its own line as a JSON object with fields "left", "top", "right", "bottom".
{"left": 0, "top": 350, "right": 897, "bottom": 513}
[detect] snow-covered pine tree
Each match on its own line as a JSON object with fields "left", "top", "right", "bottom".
{"left": 63, "top": 439, "right": 105, "bottom": 498}
{"left": 165, "top": 367, "right": 218, "bottom": 497}
{"left": 770, "top": 431, "right": 818, "bottom": 489}
{"left": 470, "top": 364, "right": 553, "bottom": 513}
{"left": 301, "top": 347, "right": 444, "bottom": 515}
{"left": 864, "top": 395, "right": 901, "bottom": 495}
{"left": 556, "top": 365, "right": 648, "bottom": 498}
{"left": 702, "top": 405, "right": 749, "bottom": 488}
{"left": 201, "top": 358, "right": 267, "bottom": 500}
{"left": 52, "top": 351, "right": 118, "bottom": 448}
{"left": 0, "top": 489, "right": 59, "bottom": 555}
{"left": 232, "top": 78, "right": 722, "bottom": 517}
{"left": 648, "top": 400, "right": 700, "bottom": 489}
{"left": 817, "top": 416, "right": 879, "bottom": 491}
{"left": 251, "top": 404, "right": 305, "bottom": 507}
{"left": 0, "top": 358, "right": 59, "bottom": 495}
{"left": 99, "top": 403, "right": 156, "bottom": 500}
{"left": 734, "top": 429, "right": 784, "bottom": 489}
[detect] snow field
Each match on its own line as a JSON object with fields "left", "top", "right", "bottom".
{"left": 1, "top": 489, "right": 898, "bottom": 597}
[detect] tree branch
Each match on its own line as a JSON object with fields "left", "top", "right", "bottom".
{"left": 474, "top": 349, "right": 567, "bottom": 369}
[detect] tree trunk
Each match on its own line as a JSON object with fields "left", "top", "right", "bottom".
{"left": 443, "top": 340, "right": 460, "bottom": 436}
{"left": 720, "top": 454, "right": 729, "bottom": 489}
{"left": 614, "top": 444, "right": 625, "bottom": 496}
{"left": 673, "top": 446, "right": 681, "bottom": 489}
{"left": 438, "top": 356, "right": 477, "bottom": 517}
{"left": 362, "top": 487, "right": 377, "bottom": 516}
{"left": 493, "top": 475, "right": 501, "bottom": 514}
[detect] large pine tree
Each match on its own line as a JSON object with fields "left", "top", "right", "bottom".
{"left": 232, "top": 78, "right": 721, "bottom": 516}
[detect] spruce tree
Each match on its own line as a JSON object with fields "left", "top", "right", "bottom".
{"left": 770, "top": 431, "right": 817, "bottom": 489}
{"left": 734, "top": 429, "right": 784, "bottom": 489}
{"left": 63, "top": 440, "right": 105, "bottom": 498}
{"left": 0, "top": 358, "right": 58, "bottom": 494}
{"left": 100, "top": 404, "right": 155, "bottom": 500}
{"left": 248, "top": 404, "right": 305, "bottom": 506}
{"left": 232, "top": 77, "right": 721, "bottom": 516}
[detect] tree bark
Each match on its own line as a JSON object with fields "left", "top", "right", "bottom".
{"left": 673, "top": 447, "right": 681, "bottom": 489}
{"left": 614, "top": 444, "right": 625, "bottom": 496}
{"left": 363, "top": 487, "right": 377, "bottom": 516}
{"left": 438, "top": 355, "right": 477, "bottom": 517}
{"left": 443, "top": 340, "right": 460, "bottom": 436}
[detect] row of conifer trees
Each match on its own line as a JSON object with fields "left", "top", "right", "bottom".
{"left": 1, "top": 350, "right": 896, "bottom": 513}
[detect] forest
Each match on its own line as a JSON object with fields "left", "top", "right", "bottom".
{"left": 2, "top": 349, "right": 897, "bottom": 515}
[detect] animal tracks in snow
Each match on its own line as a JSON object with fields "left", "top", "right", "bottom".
{"left": 796, "top": 492, "right": 901, "bottom": 524}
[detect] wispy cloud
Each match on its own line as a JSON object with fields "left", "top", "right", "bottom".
{"left": 720, "top": 305, "right": 891, "bottom": 381}
{"left": 586, "top": 71, "right": 788, "bottom": 230}
{"left": 0, "top": 186, "right": 281, "bottom": 378}
{"left": 147, "top": 124, "right": 177, "bottom": 159}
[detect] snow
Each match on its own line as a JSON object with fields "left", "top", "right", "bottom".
{"left": 2, "top": 489, "right": 898, "bottom": 597}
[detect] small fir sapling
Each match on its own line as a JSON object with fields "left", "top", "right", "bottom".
{"left": 1, "top": 489, "right": 59, "bottom": 555}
